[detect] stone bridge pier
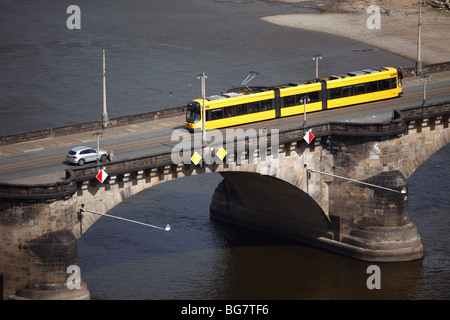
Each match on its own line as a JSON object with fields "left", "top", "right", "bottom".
{"left": 210, "top": 137, "right": 419, "bottom": 262}
{"left": 0, "top": 178, "right": 90, "bottom": 300}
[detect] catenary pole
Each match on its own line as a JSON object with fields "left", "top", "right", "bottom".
{"left": 102, "top": 49, "right": 109, "bottom": 129}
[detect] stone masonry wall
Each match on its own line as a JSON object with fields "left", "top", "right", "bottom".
{"left": 0, "top": 194, "right": 78, "bottom": 299}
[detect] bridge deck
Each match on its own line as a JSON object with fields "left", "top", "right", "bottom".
{"left": 1, "top": 70, "right": 450, "bottom": 185}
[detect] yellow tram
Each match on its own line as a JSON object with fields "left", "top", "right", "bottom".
{"left": 185, "top": 67, "right": 403, "bottom": 131}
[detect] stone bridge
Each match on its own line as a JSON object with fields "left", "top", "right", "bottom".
{"left": 1, "top": 101, "right": 449, "bottom": 299}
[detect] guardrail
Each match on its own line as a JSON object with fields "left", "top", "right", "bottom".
{"left": 0, "top": 105, "right": 186, "bottom": 146}
{"left": 402, "top": 61, "right": 450, "bottom": 77}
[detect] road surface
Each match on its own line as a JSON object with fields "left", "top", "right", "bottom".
{"left": 1, "top": 71, "right": 449, "bottom": 184}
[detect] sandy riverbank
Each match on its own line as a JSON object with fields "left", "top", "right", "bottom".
{"left": 261, "top": 0, "right": 450, "bottom": 64}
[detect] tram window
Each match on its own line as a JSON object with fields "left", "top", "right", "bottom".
{"left": 236, "top": 104, "right": 248, "bottom": 116}
{"left": 295, "top": 94, "right": 310, "bottom": 104}
{"left": 248, "top": 101, "right": 260, "bottom": 113}
{"left": 342, "top": 86, "right": 353, "bottom": 97}
{"left": 354, "top": 83, "right": 365, "bottom": 95}
{"left": 378, "top": 79, "right": 391, "bottom": 91}
{"left": 366, "top": 81, "right": 377, "bottom": 93}
{"left": 261, "top": 99, "right": 272, "bottom": 111}
{"left": 283, "top": 95, "right": 296, "bottom": 108}
{"left": 224, "top": 106, "right": 235, "bottom": 117}
{"left": 309, "top": 91, "right": 320, "bottom": 103}
{"left": 210, "top": 108, "right": 223, "bottom": 120}
{"left": 186, "top": 106, "right": 200, "bottom": 123}
{"left": 329, "top": 88, "right": 341, "bottom": 100}
{"left": 392, "top": 77, "right": 397, "bottom": 88}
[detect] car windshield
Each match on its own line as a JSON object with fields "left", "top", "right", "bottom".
{"left": 186, "top": 102, "right": 200, "bottom": 123}
{"left": 68, "top": 150, "right": 76, "bottom": 155}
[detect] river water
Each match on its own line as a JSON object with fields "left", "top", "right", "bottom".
{"left": 1, "top": 0, "right": 449, "bottom": 300}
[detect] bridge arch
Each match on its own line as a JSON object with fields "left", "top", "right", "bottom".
{"left": 73, "top": 162, "right": 336, "bottom": 266}
{"left": 399, "top": 133, "right": 450, "bottom": 179}
{"left": 75, "top": 162, "right": 332, "bottom": 240}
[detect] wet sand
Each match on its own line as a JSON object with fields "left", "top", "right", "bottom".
{"left": 262, "top": 0, "right": 450, "bottom": 64}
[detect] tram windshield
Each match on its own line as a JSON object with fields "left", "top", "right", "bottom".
{"left": 186, "top": 102, "right": 201, "bottom": 123}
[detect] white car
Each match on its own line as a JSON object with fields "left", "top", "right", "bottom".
{"left": 66, "top": 146, "right": 109, "bottom": 166}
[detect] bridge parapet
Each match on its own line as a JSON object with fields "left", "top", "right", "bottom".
{"left": 66, "top": 101, "right": 450, "bottom": 188}
{"left": 0, "top": 170, "right": 76, "bottom": 200}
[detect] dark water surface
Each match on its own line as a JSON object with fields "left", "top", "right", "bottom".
{"left": 1, "top": 0, "right": 413, "bottom": 136}
{"left": 1, "top": 0, "right": 448, "bottom": 300}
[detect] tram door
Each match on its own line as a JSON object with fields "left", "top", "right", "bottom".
{"left": 274, "top": 88, "right": 281, "bottom": 118}
{"left": 321, "top": 80, "right": 328, "bottom": 110}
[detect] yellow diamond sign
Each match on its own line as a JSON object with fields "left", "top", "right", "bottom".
{"left": 216, "top": 147, "right": 227, "bottom": 160}
{"left": 191, "top": 152, "right": 202, "bottom": 165}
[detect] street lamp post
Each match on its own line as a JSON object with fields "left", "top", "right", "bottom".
{"left": 416, "top": 1, "right": 423, "bottom": 75}
{"left": 420, "top": 74, "right": 430, "bottom": 106}
{"left": 197, "top": 72, "right": 207, "bottom": 142}
{"left": 92, "top": 131, "right": 103, "bottom": 163}
{"left": 300, "top": 96, "right": 310, "bottom": 131}
{"left": 102, "top": 49, "right": 109, "bottom": 129}
{"left": 312, "top": 55, "right": 322, "bottom": 81}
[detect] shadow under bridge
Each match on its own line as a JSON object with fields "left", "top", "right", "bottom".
{"left": 210, "top": 171, "right": 335, "bottom": 246}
